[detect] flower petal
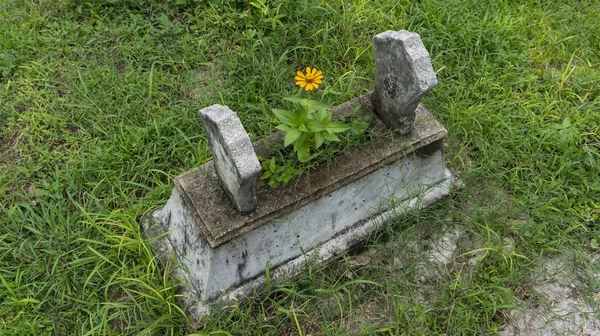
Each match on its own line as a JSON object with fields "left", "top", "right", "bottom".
{"left": 297, "top": 81, "right": 307, "bottom": 88}
{"left": 314, "top": 75, "right": 324, "bottom": 80}
{"left": 305, "top": 84, "right": 313, "bottom": 91}
{"left": 312, "top": 83, "right": 319, "bottom": 89}
{"left": 314, "top": 70, "right": 322, "bottom": 77}
{"left": 306, "top": 67, "right": 312, "bottom": 76}
{"left": 296, "top": 71, "right": 306, "bottom": 79}
{"left": 311, "top": 68, "right": 318, "bottom": 76}
{"left": 313, "top": 79, "right": 322, "bottom": 84}
{"left": 295, "top": 75, "right": 305, "bottom": 81}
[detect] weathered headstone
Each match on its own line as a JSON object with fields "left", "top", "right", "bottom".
{"left": 199, "top": 104, "right": 261, "bottom": 213}
{"left": 371, "top": 30, "right": 437, "bottom": 134}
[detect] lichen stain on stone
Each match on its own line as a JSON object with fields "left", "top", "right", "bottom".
{"left": 236, "top": 250, "right": 249, "bottom": 280}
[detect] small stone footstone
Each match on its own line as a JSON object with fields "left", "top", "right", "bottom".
{"left": 199, "top": 104, "right": 261, "bottom": 213}
{"left": 371, "top": 30, "right": 438, "bottom": 134}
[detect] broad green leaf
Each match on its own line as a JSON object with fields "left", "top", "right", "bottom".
{"left": 276, "top": 124, "right": 291, "bottom": 131}
{"left": 322, "top": 132, "right": 340, "bottom": 142}
{"left": 269, "top": 157, "right": 276, "bottom": 172}
{"left": 305, "top": 99, "right": 330, "bottom": 112}
{"left": 291, "top": 106, "right": 308, "bottom": 126}
{"left": 298, "top": 123, "right": 308, "bottom": 132}
{"left": 314, "top": 132, "right": 324, "bottom": 148}
{"left": 305, "top": 119, "right": 325, "bottom": 132}
{"left": 284, "top": 128, "right": 302, "bottom": 147}
{"left": 296, "top": 141, "right": 312, "bottom": 162}
{"left": 284, "top": 96, "right": 330, "bottom": 114}
{"left": 296, "top": 138, "right": 320, "bottom": 162}
{"left": 283, "top": 96, "right": 309, "bottom": 106}
{"left": 272, "top": 108, "right": 294, "bottom": 123}
{"left": 297, "top": 150, "right": 310, "bottom": 162}
{"left": 261, "top": 171, "right": 272, "bottom": 179}
{"left": 293, "top": 132, "right": 308, "bottom": 148}
{"left": 325, "top": 122, "right": 351, "bottom": 134}
{"left": 316, "top": 109, "right": 331, "bottom": 124}
{"left": 261, "top": 160, "right": 269, "bottom": 171}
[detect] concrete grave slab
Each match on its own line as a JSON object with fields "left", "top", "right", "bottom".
{"left": 371, "top": 30, "right": 437, "bottom": 134}
{"left": 143, "top": 93, "right": 456, "bottom": 321}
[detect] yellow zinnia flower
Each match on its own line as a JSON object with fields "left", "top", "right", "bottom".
{"left": 295, "top": 67, "right": 324, "bottom": 91}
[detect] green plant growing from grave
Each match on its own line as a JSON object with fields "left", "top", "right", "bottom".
{"left": 259, "top": 152, "right": 305, "bottom": 189}
{"left": 272, "top": 97, "right": 350, "bottom": 161}
{"left": 260, "top": 110, "right": 372, "bottom": 189}
{"left": 272, "top": 67, "right": 351, "bottom": 163}
{"left": 260, "top": 67, "right": 357, "bottom": 187}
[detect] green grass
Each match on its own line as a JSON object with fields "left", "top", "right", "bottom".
{"left": 1, "top": 0, "right": 599, "bottom": 334}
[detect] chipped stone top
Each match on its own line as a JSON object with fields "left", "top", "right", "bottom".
{"left": 371, "top": 30, "right": 437, "bottom": 133}
{"left": 176, "top": 93, "right": 447, "bottom": 248}
{"left": 377, "top": 30, "right": 437, "bottom": 91}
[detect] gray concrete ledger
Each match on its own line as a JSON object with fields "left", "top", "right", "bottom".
{"left": 144, "top": 98, "right": 455, "bottom": 321}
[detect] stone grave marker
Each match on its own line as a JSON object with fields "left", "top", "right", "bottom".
{"left": 199, "top": 104, "right": 261, "bottom": 213}
{"left": 371, "top": 30, "right": 438, "bottom": 134}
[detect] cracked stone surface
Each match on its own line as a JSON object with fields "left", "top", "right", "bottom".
{"left": 428, "top": 228, "right": 461, "bottom": 266}
{"left": 499, "top": 255, "right": 600, "bottom": 336}
{"left": 423, "top": 230, "right": 600, "bottom": 336}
